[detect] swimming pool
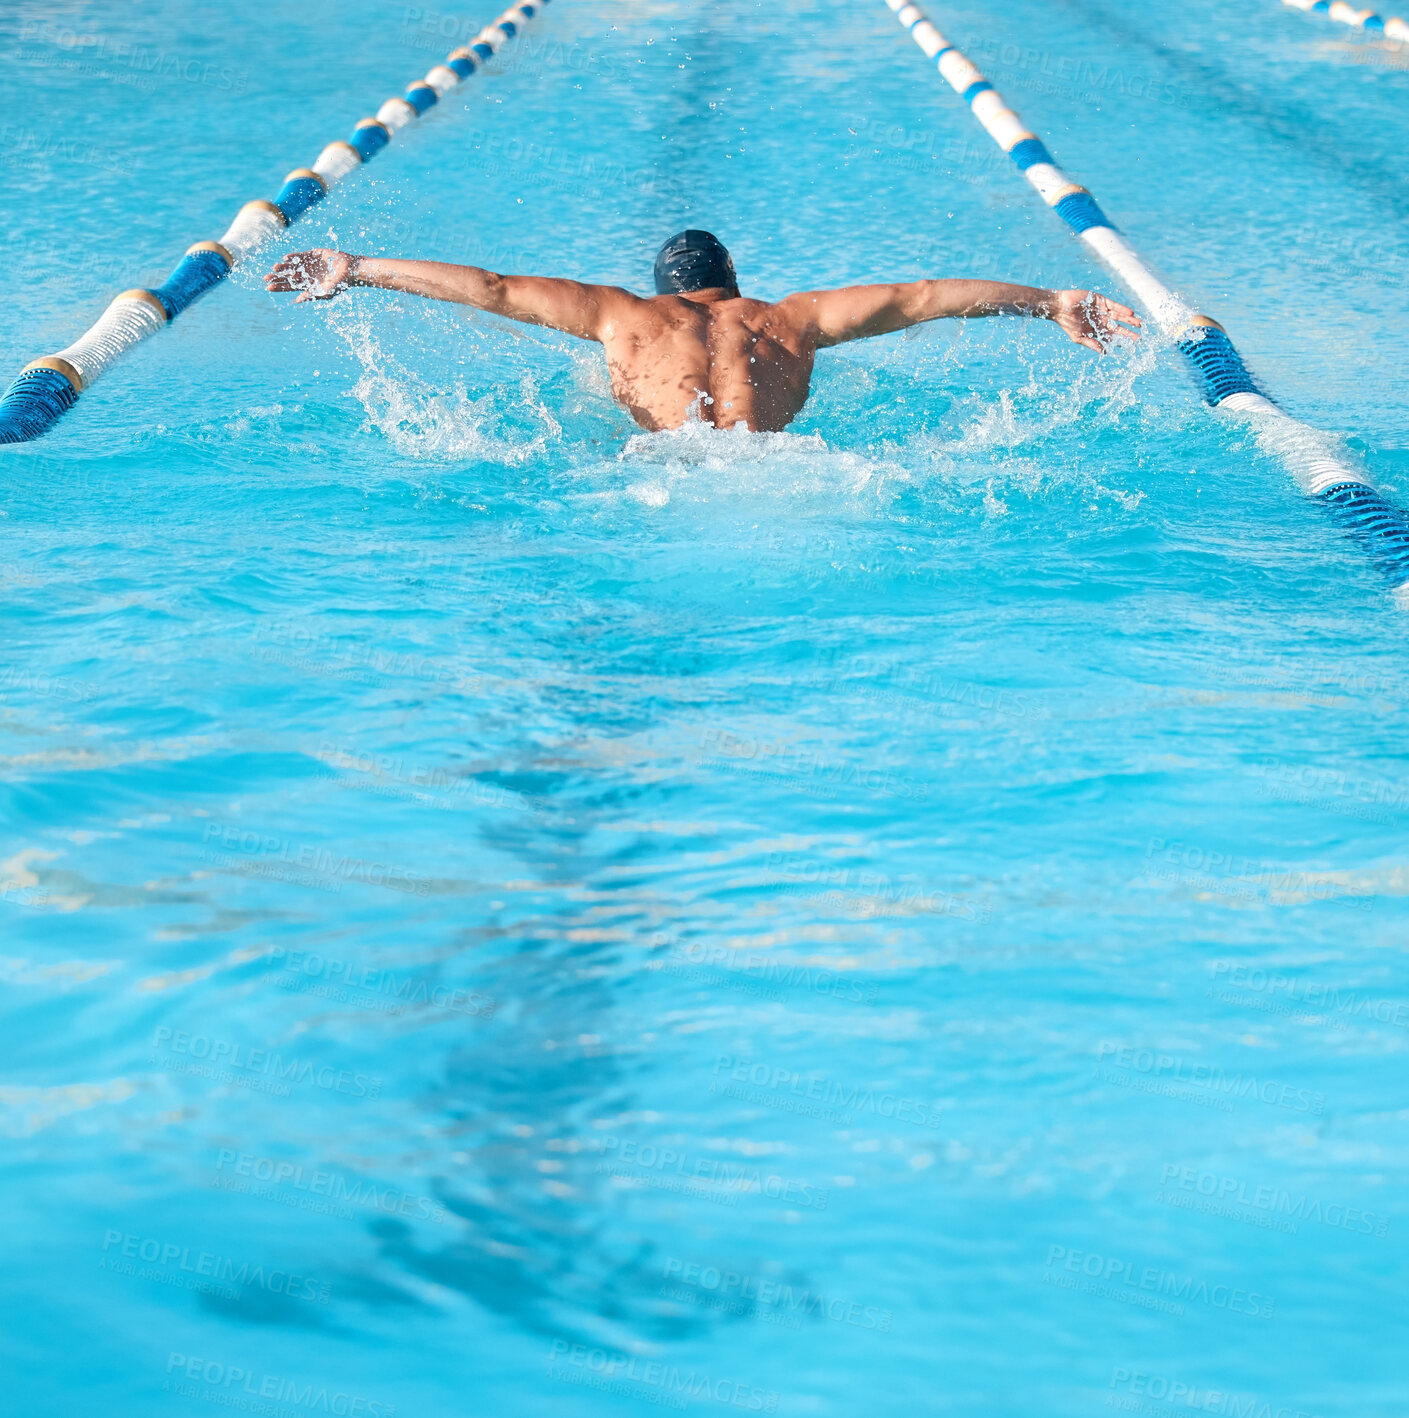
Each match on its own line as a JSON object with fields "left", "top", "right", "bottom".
{"left": 2, "top": 0, "right": 1407, "bottom": 1412}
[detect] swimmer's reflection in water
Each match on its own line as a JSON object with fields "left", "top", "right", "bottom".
{"left": 265, "top": 229, "right": 1140, "bottom": 433}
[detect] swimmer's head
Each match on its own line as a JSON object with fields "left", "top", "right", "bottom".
{"left": 653, "top": 230, "right": 739, "bottom": 297}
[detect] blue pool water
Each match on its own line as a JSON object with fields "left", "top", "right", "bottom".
{"left": 3, "top": 0, "right": 1408, "bottom": 1413}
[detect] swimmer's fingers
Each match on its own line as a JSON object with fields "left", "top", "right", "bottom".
{"left": 1048, "top": 291, "right": 1136, "bottom": 354}
{"left": 1054, "top": 305, "right": 1112, "bottom": 354}
{"left": 1095, "top": 296, "right": 1142, "bottom": 341}
{"left": 1053, "top": 318, "right": 1105, "bottom": 355}
{"left": 1070, "top": 298, "right": 1141, "bottom": 354}
{"left": 265, "top": 253, "right": 316, "bottom": 291}
{"left": 265, "top": 249, "right": 346, "bottom": 300}
{"left": 1053, "top": 289, "right": 1130, "bottom": 354}
{"left": 1114, "top": 302, "right": 1142, "bottom": 331}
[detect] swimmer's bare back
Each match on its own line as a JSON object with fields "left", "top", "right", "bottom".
{"left": 265, "top": 249, "right": 1140, "bottom": 433}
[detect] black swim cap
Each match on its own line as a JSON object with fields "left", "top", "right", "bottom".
{"left": 653, "top": 230, "right": 738, "bottom": 295}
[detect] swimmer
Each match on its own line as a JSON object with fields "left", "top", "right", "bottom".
{"left": 265, "top": 229, "right": 1141, "bottom": 433}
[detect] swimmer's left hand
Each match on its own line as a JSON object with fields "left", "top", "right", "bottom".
{"left": 1049, "top": 289, "right": 1142, "bottom": 354}
{"left": 265, "top": 249, "right": 357, "bottom": 302}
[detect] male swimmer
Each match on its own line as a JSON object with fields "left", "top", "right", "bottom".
{"left": 265, "top": 229, "right": 1141, "bottom": 433}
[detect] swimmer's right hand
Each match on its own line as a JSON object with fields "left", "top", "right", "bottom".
{"left": 1047, "top": 288, "right": 1142, "bottom": 354}
{"left": 265, "top": 249, "right": 358, "bottom": 302}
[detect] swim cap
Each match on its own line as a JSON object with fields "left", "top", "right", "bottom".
{"left": 653, "top": 230, "right": 738, "bottom": 296}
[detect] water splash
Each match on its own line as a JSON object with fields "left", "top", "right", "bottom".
{"left": 330, "top": 308, "right": 558, "bottom": 464}
{"left": 558, "top": 415, "right": 919, "bottom": 518}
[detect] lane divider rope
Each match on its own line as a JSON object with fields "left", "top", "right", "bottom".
{"left": 0, "top": 1, "right": 552, "bottom": 445}
{"left": 880, "top": 0, "right": 1409, "bottom": 594}
{"left": 1282, "top": 0, "right": 1409, "bottom": 42}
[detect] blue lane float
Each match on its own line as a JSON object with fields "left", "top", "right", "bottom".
{"left": 881, "top": 0, "right": 1409, "bottom": 596}
{"left": 0, "top": 2, "right": 551, "bottom": 445}
{"left": 1282, "top": 0, "right": 1409, "bottom": 40}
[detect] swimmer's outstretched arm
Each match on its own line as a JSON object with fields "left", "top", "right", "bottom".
{"left": 777, "top": 279, "right": 1141, "bottom": 354}
{"left": 265, "top": 249, "right": 641, "bottom": 342}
